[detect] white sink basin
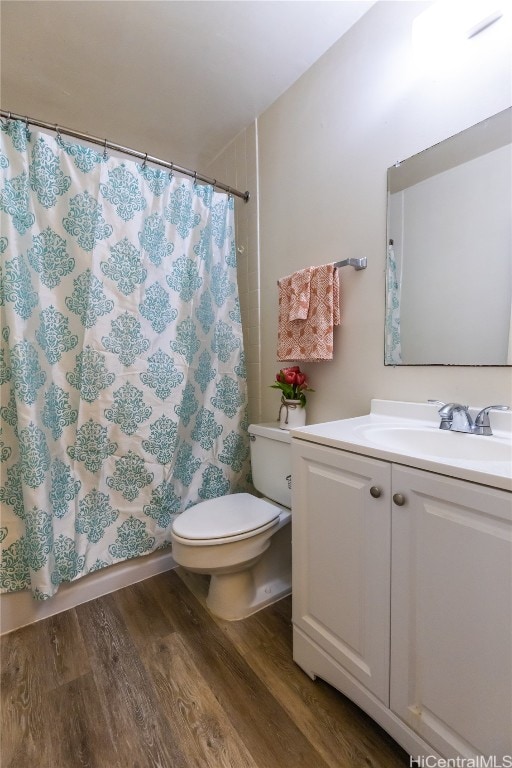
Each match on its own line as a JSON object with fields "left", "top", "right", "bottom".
{"left": 355, "top": 424, "right": 512, "bottom": 463}
{"left": 291, "top": 399, "right": 512, "bottom": 491}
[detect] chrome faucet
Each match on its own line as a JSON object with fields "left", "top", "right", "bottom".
{"left": 437, "top": 403, "right": 473, "bottom": 432}
{"left": 430, "top": 401, "right": 509, "bottom": 435}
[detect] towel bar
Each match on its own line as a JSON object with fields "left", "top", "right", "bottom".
{"left": 276, "top": 259, "right": 367, "bottom": 285}
{"left": 333, "top": 258, "right": 367, "bottom": 270}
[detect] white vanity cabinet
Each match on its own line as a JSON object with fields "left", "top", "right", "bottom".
{"left": 291, "top": 441, "right": 392, "bottom": 704}
{"left": 291, "top": 437, "right": 512, "bottom": 759}
{"left": 390, "top": 465, "right": 512, "bottom": 758}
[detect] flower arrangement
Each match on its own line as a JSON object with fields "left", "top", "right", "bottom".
{"left": 270, "top": 366, "right": 314, "bottom": 408}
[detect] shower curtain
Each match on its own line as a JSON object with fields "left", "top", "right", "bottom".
{"left": 385, "top": 242, "right": 402, "bottom": 365}
{"left": 0, "top": 119, "right": 250, "bottom": 599}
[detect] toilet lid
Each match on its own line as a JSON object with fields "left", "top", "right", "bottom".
{"left": 172, "top": 493, "right": 280, "bottom": 540}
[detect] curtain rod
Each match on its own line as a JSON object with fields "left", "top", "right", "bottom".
{"left": 0, "top": 109, "right": 250, "bottom": 203}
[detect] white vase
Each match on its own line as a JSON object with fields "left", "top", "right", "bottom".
{"left": 279, "top": 398, "right": 306, "bottom": 430}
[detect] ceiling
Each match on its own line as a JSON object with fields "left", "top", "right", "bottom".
{"left": 0, "top": 1, "right": 375, "bottom": 172}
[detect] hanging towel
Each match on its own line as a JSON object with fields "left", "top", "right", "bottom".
{"left": 277, "top": 264, "right": 340, "bottom": 361}
{"left": 286, "top": 267, "right": 312, "bottom": 321}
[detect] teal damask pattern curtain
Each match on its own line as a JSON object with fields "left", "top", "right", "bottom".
{"left": 0, "top": 119, "right": 249, "bottom": 599}
{"left": 385, "top": 242, "right": 402, "bottom": 365}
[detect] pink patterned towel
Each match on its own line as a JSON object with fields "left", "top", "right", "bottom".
{"left": 283, "top": 267, "right": 312, "bottom": 321}
{"left": 277, "top": 264, "right": 340, "bottom": 361}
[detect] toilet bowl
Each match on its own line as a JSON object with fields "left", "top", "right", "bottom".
{"left": 170, "top": 423, "right": 292, "bottom": 620}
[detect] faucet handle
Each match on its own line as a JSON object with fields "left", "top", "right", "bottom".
{"left": 474, "top": 405, "right": 509, "bottom": 435}
{"left": 429, "top": 400, "right": 452, "bottom": 429}
{"left": 428, "top": 400, "right": 449, "bottom": 426}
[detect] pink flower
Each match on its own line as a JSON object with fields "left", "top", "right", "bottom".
{"left": 270, "top": 366, "right": 314, "bottom": 407}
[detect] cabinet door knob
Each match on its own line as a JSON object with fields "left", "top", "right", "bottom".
{"left": 369, "top": 486, "right": 382, "bottom": 498}
{"left": 393, "top": 493, "right": 406, "bottom": 506}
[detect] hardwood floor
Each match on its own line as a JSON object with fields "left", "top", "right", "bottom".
{"left": 1, "top": 569, "right": 410, "bottom": 768}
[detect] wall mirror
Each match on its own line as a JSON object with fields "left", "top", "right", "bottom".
{"left": 385, "top": 107, "right": 511, "bottom": 366}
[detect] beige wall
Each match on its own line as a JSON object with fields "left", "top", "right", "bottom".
{"left": 257, "top": 0, "right": 512, "bottom": 426}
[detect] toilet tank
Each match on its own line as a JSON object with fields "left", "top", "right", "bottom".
{"left": 248, "top": 423, "right": 292, "bottom": 508}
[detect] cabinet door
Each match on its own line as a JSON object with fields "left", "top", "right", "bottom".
{"left": 291, "top": 441, "right": 391, "bottom": 703}
{"left": 391, "top": 465, "right": 512, "bottom": 758}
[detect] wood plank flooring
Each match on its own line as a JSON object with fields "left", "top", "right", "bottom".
{"left": 1, "top": 569, "right": 410, "bottom": 768}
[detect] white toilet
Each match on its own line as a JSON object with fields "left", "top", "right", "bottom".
{"left": 170, "top": 423, "right": 292, "bottom": 621}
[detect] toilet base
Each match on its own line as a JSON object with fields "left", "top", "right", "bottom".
{"left": 207, "top": 569, "right": 291, "bottom": 621}
{"left": 176, "top": 517, "right": 292, "bottom": 621}
{"left": 177, "top": 566, "right": 291, "bottom": 621}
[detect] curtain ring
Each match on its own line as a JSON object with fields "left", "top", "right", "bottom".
{"left": 193, "top": 171, "right": 197, "bottom": 186}
{"left": 168, "top": 162, "right": 174, "bottom": 181}
{"left": 103, "top": 137, "right": 108, "bottom": 160}
{"left": 142, "top": 152, "right": 148, "bottom": 169}
{"left": 24, "top": 116, "right": 31, "bottom": 140}
{"left": 55, "top": 124, "right": 61, "bottom": 140}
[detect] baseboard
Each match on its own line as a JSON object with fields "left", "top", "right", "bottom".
{"left": 0, "top": 549, "right": 177, "bottom": 636}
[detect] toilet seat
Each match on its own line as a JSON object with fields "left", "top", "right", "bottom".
{"left": 171, "top": 493, "right": 280, "bottom": 545}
